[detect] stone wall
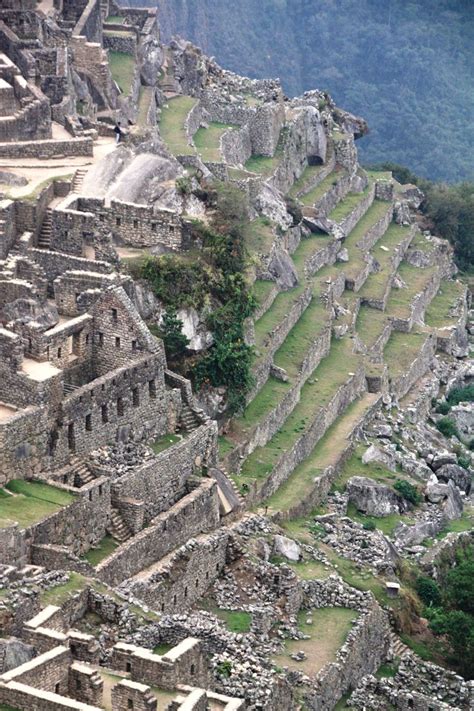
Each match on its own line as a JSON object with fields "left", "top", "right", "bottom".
{"left": 96, "top": 479, "right": 220, "bottom": 586}
{"left": 0, "top": 645, "right": 71, "bottom": 695}
{"left": 220, "top": 124, "right": 252, "bottom": 166}
{"left": 338, "top": 182, "right": 375, "bottom": 237}
{"left": 354, "top": 203, "right": 393, "bottom": 252}
{"left": 0, "top": 199, "right": 16, "bottom": 258}
{"left": 0, "top": 680, "right": 102, "bottom": 711}
{"left": 0, "top": 137, "right": 93, "bottom": 159}
{"left": 119, "top": 531, "right": 228, "bottom": 614}
{"left": 314, "top": 172, "right": 353, "bottom": 216}
{"left": 361, "top": 226, "right": 415, "bottom": 311}
{"left": 27, "top": 248, "right": 113, "bottom": 287}
{"left": 389, "top": 333, "right": 436, "bottom": 399}
{"left": 103, "top": 32, "right": 137, "bottom": 56}
{"left": 111, "top": 421, "right": 218, "bottom": 522}
{"left": 256, "top": 366, "right": 367, "bottom": 502}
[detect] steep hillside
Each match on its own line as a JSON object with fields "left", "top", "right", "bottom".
{"left": 123, "top": 0, "right": 474, "bottom": 183}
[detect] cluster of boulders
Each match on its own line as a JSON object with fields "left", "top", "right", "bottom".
{"left": 89, "top": 441, "right": 154, "bottom": 477}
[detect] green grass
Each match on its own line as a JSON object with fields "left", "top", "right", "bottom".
{"left": 218, "top": 436, "right": 234, "bottom": 459}
{"left": 237, "top": 338, "right": 361, "bottom": 487}
{"left": 15, "top": 174, "right": 73, "bottom": 202}
{"left": 199, "top": 600, "right": 251, "bottom": 632}
{"left": 41, "top": 573, "right": 88, "bottom": 607}
{"left": 231, "top": 376, "right": 290, "bottom": 440}
{"left": 266, "top": 396, "right": 375, "bottom": 512}
{"left": 287, "top": 559, "right": 331, "bottom": 580}
{"left": 424, "top": 280, "right": 465, "bottom": 329}
{"left": 153, "top": 642, "right": 173, "bottom": 655}
{"left": 288, "top": 162, "right": 330, "bottom": 198}
{"left": 383, "top": 330, "right": 428, "bottom": 380}
{"left": 346, "top": 502, "right": 411, "bottom": 537}
{"left": 244, "top": 132, "right": 285, "bottom": 175}
{"left": 322, "top": 547, "right": 391, "bottom": 605}
{"left": 193, "top": 122, "right": 236, "bottom": 162}
{"left": 358, "top": 223, "right": 412, "bottom": 303}
{"left": 435, "top": 512, "right": 474, "bottom": 539}
{"left": 299, "top": 168, "right": 345, "bottom": 206}
{"left": 355, "top": 305, "right": 388, "bottom": 348}
{"left": 385, "top": 261, "right": 437, "bottom": 320}
{"left": 337, "top": 200, "right": 392, "bottom": 281}
{"left": 376, "top": 661, "right": 399, "bottom": 678}
{"left": 253, "top": 282, "right": 306, "bottom": 356}
{"left": 151, "top": 433, "right": 181, "bottom": 455}
{"left": 106, "top": 15, "right": 124, "bottom": 23}
{"left": 245, "top": 217, "right": 275, "bottom": 256}
{"left": 0, "top": 480, "right": 75, "bottom": 529}
{"left": 252, "top": 279, "right": 276, "bottom": 308}
{"left": 328, "top": 184, "right": 371, "bottom": 223}
{"left": 334, "top": 444, "right": 400, "bottom": 492}
{"left": 108, "top": 51, "right": 136, "bottom": 96}
{"left": 136, "top": 86, "right": 152, "bottom": 127}
{"left": 83, "top": 535, "right": 118, "bottom": 566}
{"left": 159, "top": 95, "right": 197, "bottom": 155}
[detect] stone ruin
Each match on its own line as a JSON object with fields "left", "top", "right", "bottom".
{"left": 0, "top": 0, "right": 472, "bottom": 709}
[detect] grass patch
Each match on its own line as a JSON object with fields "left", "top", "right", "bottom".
{"left": 244, "top": 131, "right": 285, "bottom": 176}
{"left": 287, "top": 559, "right": 331, "bottom": 580}
{"left": 322, "top": 546, "right": 390, "bottom": 605}
{"left": 151, "top": 433, "right": 181, "bottom": 455}
{"left": 153, "top": 642, "right": 173, "bottom": 655}
{"left": 355, "top": 305, "right": 388, "bottom": 348}
{"left": 334, "top": 444, "right": 400, "bottom": 492}
{"left": 231, "top": 376, "right": 290, "bottom": 440}
{"left": 136, "top": 86, "right": 152, "bottom": 127}
{"left": 193, "top": 122, "right": 236, "bottom": 162}
{"left": 108, "top": 51, "right": 135, "bottom": 95}
{"left": 159, "top": 95, "right": 197, "bottom": 155}
{"left": 328, "top": 184, "right": 371, "bottom": 223}
{"left": 273, "top": 607, "right": 358, "bottom": 676}
{"left": 346, "top": 502, "right": 410, "bottom": 537}
{"left": 385, "top": 261, "right": 437, "bottom": 320}
{"left": 218, "top": 436, "right": 234, "bottom": 459}
{"left": 41, "top": 573, "right": 88, "bottom": 607}
{"left": 83, "top": 535, "right": 118, "bottom": 567}
{"left": 383, "top": 330, "right": 427, "bottom": 380}
{"left": 199, "top": 599, "right": 251, "bottom": 633}
{"left": 289, "top": 162, "right": 330, "bottom": 199}
{"left": 252, "top": 279, "right": 276, "bottom": 308}
{"left": 299, "top": 168, "right": 345, "bottom": 206}
{"left": 106, "top": 15, "right": 124, "bottom": 23}
{"left": 0, "top": 480, "right": 75, "bottom": 529}
{"left": 245, "top": 216, "right": 275, "bottom": 257}
{"left": 425, "top": 280, "right": 465, "bottom": 330}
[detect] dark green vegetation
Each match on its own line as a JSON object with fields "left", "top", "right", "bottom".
{"left": 145, "top": 0, "right": 474, "bottom": 182}
{"left": 371, "top": 163, "right": 474, "bottom": 271}
{"left": 418, "top": 547, "right": 474, "bottom": 679}
{"left": 129, "top": 182, "right": 255, "bottom": 414}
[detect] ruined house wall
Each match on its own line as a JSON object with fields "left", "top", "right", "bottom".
{"left": 27, "top": 248, "right": 113, "bottom": 286}
{"left": 0, "top": 646, "right": 71, "bottom": 695}
{"left": 0, "top": 199, "right": 16, "bottom": 258}
{"left": 111, "top": 421, "right": 218, "bottom": 522}
{"left": 96, "top": 479, "right": 220, "bottom": 586}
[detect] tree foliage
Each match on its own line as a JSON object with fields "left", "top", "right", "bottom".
{"left": 159, "top": 309, "right": 189, "bottom": 363}
{"left": 394, "top": 479, "right": 421, "bottom": 506}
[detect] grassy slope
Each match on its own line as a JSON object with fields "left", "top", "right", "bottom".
{"left": 159, "top": 96, "right": 197, "bottom": 155}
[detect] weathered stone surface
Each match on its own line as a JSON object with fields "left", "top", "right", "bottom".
{"left": 436, "top": 463, "right": 472, "bottom": 493}
{"left": 273, "top": 535, "right": 301, "bottom": 561}
{"left": 347, "top": 477, "right": 403, "bottom": 516}
{"left": 176, "top": 306, "right": 214, "bottom": 351}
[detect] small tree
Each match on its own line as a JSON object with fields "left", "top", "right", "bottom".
{"left": 394, "top": 479, "right": 421, "bottom": 506}
{"left": 159, "top": 309, "right": 189, "bottom": 362}
{"left": 436, "top": 417, "right": 460, "bottom": 440}
{"left": 416, "top": 576, "right": 442, "bottom": 607}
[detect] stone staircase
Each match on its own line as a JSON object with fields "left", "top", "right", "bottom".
{"left": 37, "top": 208, "right": 52, "bottom": 249}
{"left": 70, "top": 457, "right": 95, "bottom": 487}
{"left": 389, "top": 630, "right": 410, "bottom": 659}
{"left": 71, "top": 168, "right": 87, "bottom": 194}
{"left": 179, "top": 405, "right": 200, "bottom": 433}
{"left": 107, "top": 508, "right": 132, "bottom": 543}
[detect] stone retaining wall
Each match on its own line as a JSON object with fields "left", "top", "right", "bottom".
{"left": 220, "top": 124, "right": 252, "bottom": 166}
{"left": 0, "top": 137, "right": 93, "bottom": 159}
{"left": 390, "top": 333, "right": 436, "bottom": 399}
{"left": 355, "top": 203, "right": 393, "bottom": 252}
{"left": 103, "top": 32, "right": 137, "bottom": 56}
{"left": 96, "top": 479, "right": 220, "bottom": 586}
{"left": 338, "top": 182, "right": 375, "bottom": 237}
{"left": 256, "top": 365, "right": 367, "bottom": 502}
{"left": 362, "top": 227, "right": 416, "bottom": 311}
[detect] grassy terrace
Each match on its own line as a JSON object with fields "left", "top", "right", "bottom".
{"left": 384, "top": 261, "right": 437, "bottom": 319}
{"left": 336, "top": 200, "right": 392, "bottom": 282}
{"left": 136, "top": 87, "right": 152, "bottom": 127}
{"left": 245, "top": 217, "right": 276, "bottom": 257}
{"left": 244, "top": 131, "right": 285, "bottom": 175}
{"left": 425, "top": 280, "right": 465, "bottom": 330}
{"left": 193, "top": 122, "right": 237, "bottom": 162}
{"left": 0, "top": 480, "right": 75, "bottom": 529}
{"left": 383, "top": 329, "right": 427, "bottom": 380}
{"left": 108, "top": 51, "right": 135, "bottom": 96}
{"left": 151, "top": 433, "right": 181, "bottom": 455}
{"left": 355, "top": 305, "right": 388, "bottom": 349}
{"left": 159, "top": 95, "right": 197, "bottom": 155}
{"left": 299, "top": 167, "right": 346, "bottom": 206}
{"left": 84, "top": 534, "right": 118, "bottom": 567}
{"left": 288, "top": 161, "right": 330, "bottom": 198}
{"left": 358, "top": 223, "right": 412, "bottom": 303}
{"left": 252, "top": 279, "right": 276, "bottom": 308}
{"left": 328, "top": 182, "right": 372, "bottom": 224}
{"left": 334, "top": 444, "right": 402, "bottom": 493}
{"left": 266, "top": 395, "right": 377, "bottom": 512}
{"left": 235, "top": 338, "right": 361, "bottom": 488}
{"left": 273, "top": 608, "right": 358, "bottom": 676}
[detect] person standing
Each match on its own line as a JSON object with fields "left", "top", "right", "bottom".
{"left": 114, "top": 121, "right": 122, "bottom": 145}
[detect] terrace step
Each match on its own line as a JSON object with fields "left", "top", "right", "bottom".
{"left": 70, "top": 456, "right": 95, "bottom": 487}
{"left": 389, "top": 630, "right": 410, "bottom": 658}
{"left": 107, "top": 508, "right": 132, "bottom": 543}
{"left": 71, "top": 168, "right": 87, "bottom": 194}
{"left": 179, "top": 405, "right": 200, "bottom": 433}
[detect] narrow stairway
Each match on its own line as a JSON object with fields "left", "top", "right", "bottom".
{"left": 107, "top": 508, "right": 132, "bottom": 543}
{"left": 71, "top": 168, "right": 87, "bottom": 194}
{"left": 389, "top": 630, "right": 410, "bottom": 659}
{"left": 37, "top": 208, "right": 52, "bottom": 249}
{"left": 179, "top": 405, "right": 200, "bottom": 433}
{"left": 70, "top": 456, "right": 95, "bottom": 487}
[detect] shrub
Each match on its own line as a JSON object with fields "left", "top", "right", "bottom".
{"left": 436, "top": 401, "right": 451, "bottom": 415}
{"left": 363, "top": 520, "right": 376, "bottom": 531}
{"left": 457, "top": 455, "right": 472, "bottom": 470}
{"left": 416, "top": 576, "right": 442, "bottom": 607}
{"left": 158, "top": 309, "right": 189, "bottom": 363}
{"left": 468, "top": 439, "right": 474, "bottom": 452}
{"left": 437, "top": 417, "right": 460, "bottom": 440}
{"left": 394, "top": 479, "right": 421, "bottom": 506}
{"left": 216, "top": 660, "right": 232, "bottom": 678}
{"left": 447, "top": 385, "right": 474, "bottom": 406}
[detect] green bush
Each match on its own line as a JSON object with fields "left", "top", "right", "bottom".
{"left": 468, "top": 439, "right": 474, "bottom": 452}
{"left": 363, "top": 520, "right": 376, "bottom": 531}
{"left": 216, "top": 660, "right": 232, "bottom": 678}
{"left": 158, "top": 309, "right": 189, "bottom": 363}
{"left": 457, "top": 455, "right": 472, "bottom": 470}
{"left": 437, "top": 417, "right": 460, "bottom": 440}
{"left": 436, "top": 401, "right": 451, "bottom": 415}
{"left": 447, "top": 385, "right": 474, "bottom": 406}
{"left": 394, "top": 479, "right": 421, "bottom": 506}
{"left": 416, "top": 576, "right": 442, "bottom": 607}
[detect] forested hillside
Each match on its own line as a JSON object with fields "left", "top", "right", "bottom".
{"left": 124, "top": 0, "right": 474, "bottom": 183}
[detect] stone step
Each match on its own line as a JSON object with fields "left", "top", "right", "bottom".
{"left": 107, "top": 508, "right": 132, "bottom": 543}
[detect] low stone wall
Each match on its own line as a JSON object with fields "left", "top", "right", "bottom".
{"left": 304, "top": 237, "right": 340, "bottom": 278}
{"left": 0, "top": 680, "right": 101, "bottom": 711}
{"left": 0, "top": 645, "right": 71, "bottom": 695}
{"left": 390, "top": 333, "right": 436, "bottom": 399}
{"left": 96, "top": 479, "right": 220, "bottom": 586}
{"left": 27, "top": 248, "right": 113, "bottom": 286}
{"left": 315, "top": 172, "right": 353, "bottom": 216}
{"left": 111, "top": 421, "right": 218, "bottom": 522}
{"left": 103, "top": 32, "right": 137, "bottom": 56}
{"left": 302, "top": 578, "right": 390, "bottom": 710}
{"left": 220, "top": 124, "right": 252, "bottom": 166}
{"left": 361, "top": 227, "right": 416, "bottom": 311}
{"left": 338, "top": 182, "right": 375, "bottom": 237}
{"left": 355, "top": 203, "right": 393, "bottom": 252}
{"left": 256, "top": 366, "right": 367, "bottom": 502}
{"left": 119, "top": 531, "right": 229, "bottom": 614}
{"left": 0, "top": 137, "right": 93, "bottom": 159}
{"left": 394, "top": 652, "right": 473, "bottom": 709}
